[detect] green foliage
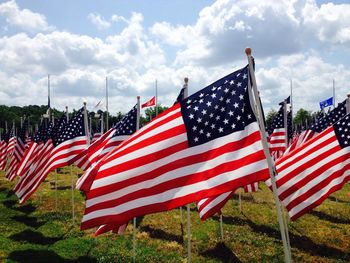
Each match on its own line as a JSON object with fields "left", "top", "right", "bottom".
{"left": 141, "top": 104, "right": 169, "bottom": 127}
{"left": 293, "top": 108, "right": 313, "bottom": 127}
{"left": 265, "top": 109, "right": 277, "bottom": 127}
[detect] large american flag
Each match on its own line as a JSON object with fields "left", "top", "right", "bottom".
{"left": 15, "top": 108, "right": 87, "bottom": 203}
{"left": 275, "top": 113, "right": 350, "bottom": 220}
{"left": 80, "top": 65, "right": 270, "bottom": 230}
{"left": 75, "top": 105, "right": 138, "bottom": 193}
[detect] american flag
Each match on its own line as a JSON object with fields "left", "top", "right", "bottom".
{"left": 6, "top": 128, "right": 16, "bottom": 157}
{"left": 0, "top": 129, "right": 11, "bottom": 170}
{"left": 75, "top": 105, "right": 137, "bottom": 192}
{"left": 15, "top": 108, "right": 87, "bottom": 203}
{"left": 197, "top": 191, "right": 234, "bottom": 220}
{"left": 275, "top": 113, "right": 350, "bottom": 220}
{"left": 141, "top": 96, "right": 156, "bottom": 108}
{"left": 80, "top": 65, "right": 270, "bottom": 230}
{"left": 267, "top": 99, "right": 292, "bottom": 157}
{"left": 15, "top": 120, "right": 52, "bottom": 180}
{"left": 6, "top": 119, "right": 28, "bottom": 181}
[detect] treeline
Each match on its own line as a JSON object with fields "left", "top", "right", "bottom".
{"left": 0, "top": 104, "right": 169, "bottom": 134}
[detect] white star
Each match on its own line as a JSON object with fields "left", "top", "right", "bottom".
{"left": 199, "top": 93, "right": 204, "bottom": 98}
{"left": 206, "top": 132, "right": 211, "bottom": 138}
{"left": 194, "top": 106, "right": 199, "bottom": 111}
{"left": 228, "top": 110, "right": 234, "bottom": 116}
{"left": 234, "top": 103, "right": 239, "bottom": 108}
{"left": 237, "top": 115, "right": 241, "bottom": 121}
{"left": 231, "top": 123, "right": 236, "bottom": 129}
{"left": 218, "top": 127, "right": 224, "bottom": 133}
{"left": 206, "top": 101, "right": 212, "bottom": 107}
{"left": 237, "top": 82, "right": 242, "bottom": 87}
{"left": 239, "top": 94, "right": 244, "bottom": 100}
{"left": 224, "top": 88, "right": 229, "bottom": 93}
{"left": 211, "top": 93, "right": 217, "bottom": 99}
{"left": 194, "top": 137, "right": 199, "bottom": 142}
{"left": 199, "top": 129, "right": 204, "bottom": 134}
{"left": 204, "top": 121, "right": 209, "bottom": 126}
{"left": 197, "top": 118, "right": 202, "bottom": 123}
{"left": 199, "top": 99, "right": 204, "bottom": 103}
{"left": 223, "top": 119, "right": 229, "bottom": 124}
{"left": 230, "top": 80, "right": 234, "bottom": 85}
{"left": 192, "top": 126, "right": 197, "bottom": 131}
{"left": 243, "top": 73, "right": 247, "bottom": 79}
{"left": 189, "top": 114, "right": 194, "bottom": 119}
{"left": 226, "top": 98, "right": 231, "bottom": 103}
{"left": 201, "top": 109, "right": 207, "bottom": 115}
{"left": 220, "top": 107, "right": 225, "bottom": 112}
{"left": 211, "top": 124, "right": 216, "bottom": 129}
{"left": 209, "top": 113, "right": 214, "bottom": 118}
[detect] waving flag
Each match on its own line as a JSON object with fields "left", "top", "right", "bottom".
{"left": 267, "top": 99, "right": 292, "bottom": 158}
{"left": 319, "top": 97, "right": 333, "bottom": 110}
{"left": 15, "top": 108, "right": 87, "bottom": 203}
{"left": 0, "top": 129, "right": 12, "bottom": 170}
{"left": 80, "top": 65, "right": 270, "bottom": 230}
{"left": 6, "top": 119, "right": 28, "bottom": 181}
{"left": 141, "top": 96, "right": 156, "bottom": 108}
{"left": 275, "top": 113, "right": 350, "bottom": 220}
{"left": 75, "top": 105, "right": 138, "bottom": 192}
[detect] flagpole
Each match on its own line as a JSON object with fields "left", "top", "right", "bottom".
{"left": 182, "top": 77, "right": 192, "bottom": 263}
{"left": 106, "top": 77, "right": 109, "bottom": 130}
{"left": 290, "top": 80, "right": 293, "bottom": 130}
{"left": 245, "top": 47, "right": 292, "bottom": 263}
{"left": 333, "top": 79, "right": 335, "bottom": 109}
{"left": 155, "top": 79, "right": 158, "bottom": 117}
{"left": 133, "top": 96, "right": 141, "bottom": 263}
{"left": 219, "top": 214, "right": 224, "bottom": 241}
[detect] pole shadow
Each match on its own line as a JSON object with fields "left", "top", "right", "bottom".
{"left": 200, "top": 242, "right": 241, "bottom": 263}
{"left": 139, "top": 225, "right": 183, "bottom": 244}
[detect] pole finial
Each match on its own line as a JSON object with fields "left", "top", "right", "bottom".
{"left": 347, "top": 93, "right": 350, "bottom": 98}
{"left": 83, "top": 102, "right": 87, "bottom": 106}
{"left": 184, "top": 77, "right": 189, "bottom": 84}
{"left": 137, "top": 96, "right": 140, "bottom": 99}
{"left": 245, "top": 47, "right": 252, "bottom": 56}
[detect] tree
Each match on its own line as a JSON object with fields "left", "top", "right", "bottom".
{"left": 294, "top": 108, "right": 313, "bottom": 127}
{"left": 265, "top": 109, "right": 277, "bottom": 128}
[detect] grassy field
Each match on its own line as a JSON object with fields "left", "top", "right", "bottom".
{"left": 0, "top": 167, "right": 349, "bottom": 263}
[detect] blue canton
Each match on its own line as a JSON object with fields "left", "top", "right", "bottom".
{"left": 333, "top": 114, "right": 350, "bottom": 148}
{"left": 113, "top": 105, "right": 137, "bottom": 137}
{"left": 181, "top": 66, "right": 256, "bottom": 147}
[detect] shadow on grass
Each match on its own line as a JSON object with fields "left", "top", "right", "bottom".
{"left": 52, "top": 186, "right": 71, "bottom": 191}
{"left": 245, "top": 214, "right": 349, "bottom": 260}
{"left": 139, "top": 225, "right": 183, "bottom": 244}
{"left": 11, "top": 215, "right": 45, "bottom": 228}
{"left": 309, "top": 210, "right": 350, "bottom": 224}
{"left": 9, "top": 229, "right": 61, "bottom": 245}
{"left": 0, "top": 186, "right": 8, "bottom": 192}
{"left": 6, "top": 190, "right": 16, "bottom": 198}
{"left": 327, "top": 196, "right": 349, "bottom": 204}
{"left": 232, "top": 194, "right": 255, "bottom": 202}
{"left": 201, "top": 242, "right": 241, "bottom": 263}
{"left": 3, "top": 199, "right": 17, "bottom": 209}
{"left": 3, "top": 199, "right": 36, "bottom": 215}
{"left": 8, "top": 249, "right": 97, "bottom": 263}
{"left": 211, "top": 213, "right": 349, "bottom": 260}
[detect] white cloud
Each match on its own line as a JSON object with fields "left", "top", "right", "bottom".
{"left": 0, "top": 0, "right": 52, "bottom": 32}
{"left": 87, "top": 13, "right": 111, "bottom": 30}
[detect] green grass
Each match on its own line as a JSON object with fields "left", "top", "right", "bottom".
{"left": 0, "top": 168, "right": 349, "bottom": 262}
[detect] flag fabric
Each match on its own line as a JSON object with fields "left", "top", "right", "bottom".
{"left": 196, "top": 191, "right": 234, "bottom": 220}
{"left": 274, "top": 113, "right": 350, "bottom": 220}
{"left": 319, "top": 97, "right": 333, "bottom": 110}
{"left": 174, "top": 87, "right": 186, "bottom": 105}
{"left": 141, "top": 96, "right": 156, "bottom": 108}
{"left": 267, "top": 100, "right": 292, "bottom": 157}
{"left": 15, "top": 108, "right": 87, "bottom": 203}
{"left": 0, "top": 129, "right": 12, "bottom": 170}
{"left": 6, "top": 129, "right": 16, "bottom": 157}
{"left": 15, "top": 120, "right": 53, "bottom": 179}
{"left": 300, "top": 100, "right": 346, "bottom": 146}
{"left": 244, "top": 182, "right": 259, "bottom": 193}
{"left": 75, "top": 105, "right": 138, "bottom": 192}
{"left": 80, "top": 65, "right": 270, "bottom": 230}
{"left": 6, "top": 119, "right": 28, "bottom": 181}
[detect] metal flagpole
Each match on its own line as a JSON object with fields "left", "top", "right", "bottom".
{"left": 89, "top": 116, "right": 92, "bottom": 139}
{"left": 333, "top": 79, "right": 335, "bottom": 109}
{"left": 133, "top": 96, "right": 141, "bottom": 263}
{"left": 290, "top": 80, "right": 293, "bottom": 130}
{"left": 106, "top": 77, "right": 109, "bottom": 130}
{"left": 239, "top": 190, "right": 242, "bottom": 213}
{"left": 182, "top": 77, "right": 192, "bottom": 263}
{"left": 66, "top": 106, "right": 75, "bottom": 224}
{"left": 246, "top": 48, "right": 292, "bottom": 263}
{"left": 155, "top": 79, "right": 158, "bottom": 117}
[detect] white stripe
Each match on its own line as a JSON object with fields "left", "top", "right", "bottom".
{"left": 83, "top": 159, "right": 267, "bottom": 222}
{"left": 199, "top": 191, "right": 231, "bottom": 218}
{"left": 289, "top": 166, "right": 350, "bottom": 218}
{"left": 276, "top": 137, "right": 338, "bottom": 197}
{"left": 93, "top": 122, "right": 260, "bottom": 189}
{"left": 281, "top": 147, "right": 350, "bottom": 206}
{"left": 87, "top": 138, "right": 264, "bottom": 208}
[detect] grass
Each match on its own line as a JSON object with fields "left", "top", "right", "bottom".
{"left": 0, "top": 168, "right": 349, "bottom": 262}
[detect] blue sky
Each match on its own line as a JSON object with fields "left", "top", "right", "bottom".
{"left": 0, "top": 0, "right": 350, "bottom": 116}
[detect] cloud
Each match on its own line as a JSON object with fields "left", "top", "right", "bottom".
{"left": 0, "top": 0, "right": 53, "bottom": 32}
{"left": 87, "top": 13, "right": 111, "bottom": 30}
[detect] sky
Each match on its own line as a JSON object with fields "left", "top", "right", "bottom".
{"left": 0, "top": 0, "right": 350, "bottom": 116}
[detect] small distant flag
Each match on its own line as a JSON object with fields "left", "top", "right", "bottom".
{"left": 319, "top": 97, "right": 333, "bottom": 110}
{"left": 141, "top": 96, "right": 156, "bottom": 108}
